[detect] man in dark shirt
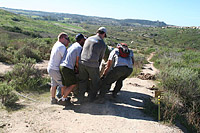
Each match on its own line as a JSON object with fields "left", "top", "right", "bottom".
{"left": 78, "top": 27, "right": 107, "bottom": 103}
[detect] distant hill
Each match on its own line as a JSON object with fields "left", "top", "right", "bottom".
{"left": 0, "top": 8, "right": 87, "bottom": 39}
{"left": 0, "top": 7, "right": 167, "bottom": 27}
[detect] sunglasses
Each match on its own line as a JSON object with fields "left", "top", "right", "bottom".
{"left": 65, "top": 37, "right": 70, "bottom": 42}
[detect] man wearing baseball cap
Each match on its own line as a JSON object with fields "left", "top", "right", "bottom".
{"left": 78, "top": 27, "right": 107, "bottom": 103}
{"left": 58, "top": 33, "right": 86, "bottom": 106}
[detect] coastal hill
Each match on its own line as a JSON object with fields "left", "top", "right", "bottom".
{"left": 0, "top": 7, "right": 167, "bottom": 27}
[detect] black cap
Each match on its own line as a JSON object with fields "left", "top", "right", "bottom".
{"left": 75, "top": 33, "right": 85, "bottom": 42}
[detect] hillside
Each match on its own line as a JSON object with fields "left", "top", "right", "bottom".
{"left": 0, "top": 7, "right": 167, "bottom": 27}
{"left": 0, "top": 7, "right": 199, "bottom": 65}
{"left": 0, "top": 8, "right": 89, "bottom": 64}
{"left": 0, "top": 6, "right": 200, "bottom": 132}
{"left": 0, "top": 8, "right": 87, "bottom": 38}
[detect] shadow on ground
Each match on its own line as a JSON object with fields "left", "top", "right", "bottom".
{"left": 5, "top": 103, "right": 26, "bottom": 112}
{"left": 64, "top": 90, "right": 155, "bottom": 121}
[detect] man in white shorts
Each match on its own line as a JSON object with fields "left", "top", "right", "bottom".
{"left": 47, "top": 32, "right": 70, "bottom": 104}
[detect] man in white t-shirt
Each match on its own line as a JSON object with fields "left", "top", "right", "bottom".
{"left": 58, "top": 34, "right": 86, "bottom": 106}
{"left": 47, "top": 32, "right": 70, "bottom": 104}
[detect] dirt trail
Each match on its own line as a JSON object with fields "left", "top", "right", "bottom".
{"left": 142, "top": 52, "right": 159, "bottom": 75}
{"left": 0, "top": 54, "right": 184, "bottom": 133}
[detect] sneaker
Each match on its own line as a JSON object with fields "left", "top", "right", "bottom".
{"left": 75, "top": 95, "right": 84, "bottom": 104}
{"left": 51, "top": 98, "right": 58, "bottom": 104}
{"left": 74, "top": 99, "right": 83, "bottom": 104}
{"left": 74, "top": 98, "right": 85, "bottom": 104}
{"left": 58, "top": 99, "right": 71, "bottom": 106}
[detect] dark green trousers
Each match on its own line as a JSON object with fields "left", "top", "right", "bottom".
{"left": 78, "top": 63, "right": 100, "bottom": 101}
{"left": 99, "top": 66, "right": 133, "bottom": 97}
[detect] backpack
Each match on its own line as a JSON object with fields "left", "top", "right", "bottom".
{"left": 117, "top": 43, "right": 130, "bottom": 58}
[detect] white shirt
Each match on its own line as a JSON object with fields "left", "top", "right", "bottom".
{"left": 47, "top": 41, "right": 66, "bottom": 71}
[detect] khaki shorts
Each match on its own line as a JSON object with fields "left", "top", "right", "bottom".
{"left": 48, "top": 69, "right": 64, "bottom": 88}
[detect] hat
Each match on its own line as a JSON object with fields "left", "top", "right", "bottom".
{"left": 97, "top": 27, "right": 107, "bottom": 37}
{"left": 75, "top": 33, "right": 86, "bottom": 42}
{"left": 97, "top": 27, "right": 107, "bottom": 33}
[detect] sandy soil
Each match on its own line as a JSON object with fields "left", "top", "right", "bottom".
{"left": 0, "top": 62, "right": 13, "bottom": 76}
{"left": 0, "top": 54, "right": 184, "bottom": 133}
{"left": 0, "top": 60, "right": 48, "bottom": 76}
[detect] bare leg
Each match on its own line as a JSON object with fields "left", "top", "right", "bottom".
{"left": 63, "top": 84, "right": 76, "bottom": 98}
{"left": 61, "top": 86, "right": 66, "bottom": 96}
{"left": 50, "top": 86, "right": 57, "bottom": 98}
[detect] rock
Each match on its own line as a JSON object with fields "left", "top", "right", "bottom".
{"left": 137, "top": 73, "right": 156, "bottom": 80}
{"left": 0, "top": 123, "right": 6, "bottom": 128}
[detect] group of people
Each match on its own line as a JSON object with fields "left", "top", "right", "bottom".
{"left": 47, "top": 27, "right": 134, "bottom": 106}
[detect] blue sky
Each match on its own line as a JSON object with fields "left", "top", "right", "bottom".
{"left": 0, "top": 0, "right": 199, "bottom": 26}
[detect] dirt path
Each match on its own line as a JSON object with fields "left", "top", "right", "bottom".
{"left": 0, "top": 54, "right": 184, "bottom": 133}
{"left": 142, "top": 52, "right": 159, "bottom": 75}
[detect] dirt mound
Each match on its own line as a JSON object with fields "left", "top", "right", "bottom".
{"left": 137, "top": 72, "right": 156, "bottom": 80}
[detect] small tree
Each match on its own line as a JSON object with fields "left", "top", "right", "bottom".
{"left": 5, "top": 57, "right": 45, "bottom": 92}
{"left": 0, "top": 83, "right": 19, "bottom": 106}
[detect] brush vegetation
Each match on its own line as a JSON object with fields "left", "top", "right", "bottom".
{"left": 0, "top": 8, "right": 199, "bottom": 132}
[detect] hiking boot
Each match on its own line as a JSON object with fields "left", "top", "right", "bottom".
{"left": 58, "top": 98, "right": 71, "bottom": 106}
{"left": 51, "top": 98, "right": 58, "bottom": 104}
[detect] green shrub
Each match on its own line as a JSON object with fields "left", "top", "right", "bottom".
{"left": 15, "top": 46, "right": 42, "bottom": 62}
{"left": 5, "top": 57, "right": 45, "bottom": 92}
{"left": 0, "top": 83, "right": 19, "bottom": 106}
{"left": 144, "top": 91, "right": 181, "bottom": 123}
{"left": 159, "top": 66, "right": 200, "bottom": 131}
{"left": 0, "top": 33, "right": 9, "bottom": 48}
{"left": 143, "top": 47, "right": 156, "bottom": 55}
{"left": 161, "top": 91, "right": 181, "bottom": 123}
{"left": 151, "top": 48, "right": 200, "bottom": 132}
{"left": 0, "top": 49, "right": 14, "bottom": 64}
{"left": 159, "top": 67, "right": 199, "bottom": 100}
{"left": 157, "top": 56, "right": 185, "bottom": 69}
{"left": 2, "top": 26, "right": 22, "bottom": 33}
{"left": 129, "top": 53, "right": 147, "bottom": 77}
{"left": 0, "top": 34, "right": 13, "bottom": 63}
{"left": 17, "top": 38, "right": 55, "bottom": 60}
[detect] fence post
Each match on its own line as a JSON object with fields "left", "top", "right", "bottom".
{"left": 158, "top": 95, "right": 161, "bottom": 122}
